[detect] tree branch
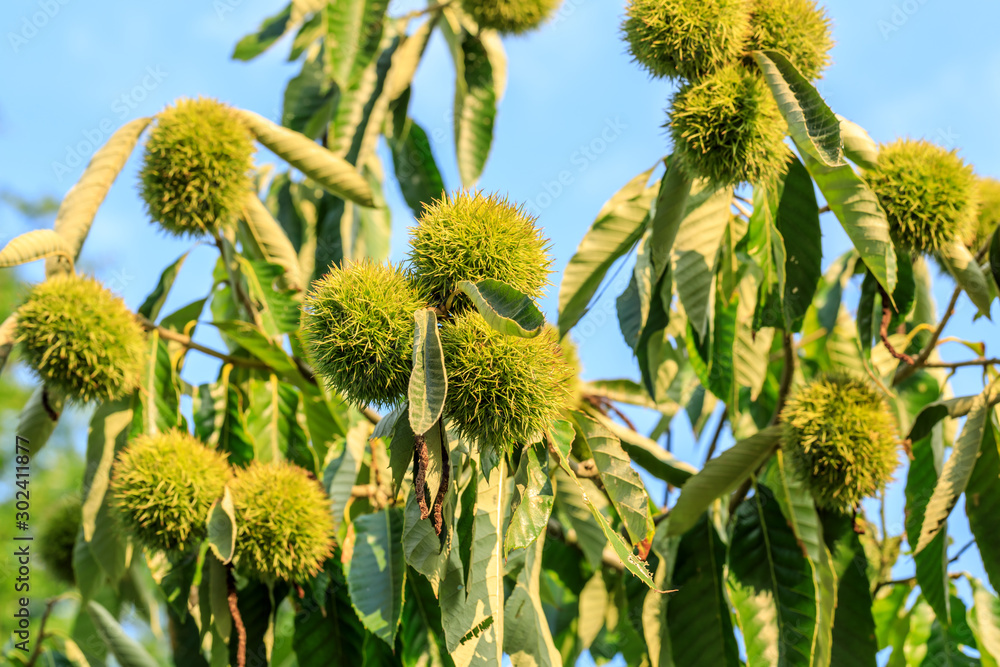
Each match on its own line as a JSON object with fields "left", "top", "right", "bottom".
{"left": 138, "top": 315, "right": 270, "bottom": 371}
{"left": 893, "top": 285, "right": 962, "bottom": 386}
{"left": 24, "top": 597, "right": 65, "bottom": 667}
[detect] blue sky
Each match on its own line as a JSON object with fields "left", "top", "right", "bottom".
{"left": 2, "top": 0, "right": 1000, "bottom": 661}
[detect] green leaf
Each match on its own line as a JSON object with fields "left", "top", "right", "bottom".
{"left": 728, "top": 483, "right": 818, "bottom": 666}
{"left": 282, "top": 45, "right": 337, "bottom": 140}
{"left": 667, "top": 426, "right": 782, "bottom": 537}
{"left": 235, "top": 109, "right": 376, "bottom": 206}
{"left": 801, "top": 151, "right": 897, "bottom": 296}
{"left": 584, "top": 378, "right": 677, "bottom": 412}
{"left": 991, "top": 226, "right": 1000, "bottom": 293}
{"left": 505, "top": 441, "right": 554, "bottom": 555}
{"left": 240, "top": 194, "right": 305, "bottom": 293}
{"left": 15, "top": 385, "right": 63, "bottom": 456}
{"left": 457, "top": 279, "right": 545, "bottom": 338}
{"left": 905, "top": 418, "right": 950, "bottom": 625}
{"left": 324, "top": 420, "right": 368, "bottom": 532}
{"left": 571, "top": 411, "right": 652, "bottom": 545}
{"left": 667, "top": 514, "right": 741, "bottom": 666}
{"left": 383, "top": 405, "right": 414, "bottom": 496}
{"left": 86, "top": 601, "right": 160, "bottom": 667}
{"left": 206, "top": 487, "right": 237, "bottom": 564}
{"left": 195, "top": 367, "right": 254, "bottom": 467}
{"left": 753, "top": 50, "right": 844, "bottom": 167}
{"left": 448, "top": 26, "right": 497, "bottom": 187}
{"left": 588, "top": 410, "right": 696, "bottom": 487}
{"left": 409, "top": 308, "right": 447, "bottom": 435}
{"left": 822, "top": 512, "right": 878, "bottom": 667}
{"left": 131, "top": 331, "right": 181, "bottom": 437}
{"left": 236, "top": 257, "right": 302, "bottom": 336}
{"left": 46, "top": 117, "right": 153, "bottom": 276}
{"left": 838, "top": 116, "right": 879, "bottom": 170}
{"left": 557, "top": 168, "right": 656, "bottom": 336}
{"left": 232, "top": 4, "right": 293, "bottom": 60}
{"left": 857, "top": 270, "right": 880, "bottom": 356}
{"left": 670, "top": 181, "right": 734, "bottom": 338}
{"left": 0, "top": 229, "right": 71, "bottom": 267}
{"left": 347, "top": 509, "right": 406, "bottom": 646}
{"left": 326, "top": 0, "right": 389, "bottom": 88}
{"left": 967, "top": 418, "right": 1000, "bottom": 593}
{"left": 969, "top": 578, "right": 1000, "bottom": 666}
{"left": 775, "top": 156, "right": 823, "bottom": 329}
{"left": 247, "top": 376, "right": 312, "bottom": 469}
{"left": 916, "top": 386, "right": 993, "bottom": 552}
{"left": 939, "top": 239, "right": 994, "bottom": 317}
{"left": 504, "top": 532, "right": 563, "bottom": 667}
{"left": 138, "top": 250, "right": 188, "bottom": 321}
{"left": 548, "top": 420, "right": 660, "bottom": 589}
{"left": 390, "top": 120, "right": 446, "bottom": 218}
{"left": 213, "top": 320, "right": 299, "bottom": 377}
{"left": 908, "top": 395, "right": 980, "bottom": 443}
{"left": 402, "top": 475, "right": 451, "bottom": 592}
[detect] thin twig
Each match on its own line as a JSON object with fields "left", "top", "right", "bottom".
{"left": 878, "top": 286, "right": 916, "bottom": 365}
{"left": 395, "top": 0, "right": 452, "bottom": 21}
{"left": 819, "top": 205, "right": 831, "bottom": 214}
{"left": 227, "top": 567, "right": 247, "bottom": 667}
{"left": 24, "top": 597, "right": 65, "bottom": 667}
{"left": 875, "top": 571, "right": 962, "bottom": 593}
{"left": 361, "top": 406, "right": 382, "bottom": 425}
{"left": 703, "top": 407, "right": 728, "bottom": 464}
{"left": 732, "top": 200, "right": 753, "bottom": 219}
{"left": 138, "top": 315, "right": 270, "bottom": 370}
{"left": 949, "top": 539, "right": 976, "bottom": 564}
{"left": 894, "top": 286, "right": 962, "bottom": 386}
{"left": 922, "top": 358, "right": 1000, "bottom": 370}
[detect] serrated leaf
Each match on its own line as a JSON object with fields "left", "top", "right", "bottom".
{"left": 206, "top": 487, "right": 236, "bottom": 564}
{"left": 838, "top": 116, "right": 879, "bottom": 170}
{"left": 571, "top": 411, "right": 652, "bottom": 545}
{"left": 212, "top": 320, "right": 299, "bottom": 377}
{"left": 753, "top": 50, "right": 844, "bottom": 167}
{"left": 548, "top": 420, "right": 661, "bottom": 590}
{"left": 457, "top": 279, "right": 545, "bottom": 338}
{"left": 324, "top": 420, "right": 368, "bottom": 532}
{"left": 138, "top": 250, "right": 188, "bottom": 321}
{"left": 0, "top": 229, "right": 71, "bottom": 267}
{"left": 282, "top": 45, "right": 337, "bottom": 140}
{"left": 775, "top": 156, "right": 823, "bottom": 329}
{"left": 86, "top": 601, "right": 160, "bottom": 667}
{"left": 195, "top": 366, "right": 254, "bottom": 467}
{"left": 232, "top": 4, "right": 293, "bottom": 61}
{"left": 505, "top": 441, "right": 554, "bottom": 555}
{"left": 448, "top": 26, "right": 497, "bottom": 187}
{"left": 246, "top": 375, "right": 311, "bottom": 470}
{"left": 667, "top": 426, "right": 782, "bottom": 536}
{"left": 908, "top": 395, "right": 980, "bottom": 443}
{"left": 670, "top": 181, "right": 734, "bottom": 338}
{"left": 939, "top": 239, "right": 993, "bottom": 317}
{"left": 588, "top": 410, "right": 696, "bottom": 487}
{"left": 822, "top": 513, "right": 877, "bottom": 667}
{"left": 240, "top": 193, "right": 305, "bottom": 292}
{"left": 132, "top": 331, "right": 180, "bottom": 436}
{"left": 916, "top": 387, "right": 993, "bottom": 552}
{"left": 235, "top": 109, "right": 375, "bottom": 206}
{"left": 667, "top": 514, "right": 741, "bottom": 666}
{"left": 46, "top": 117, "right": 152, "bottom": 276}
{"left": 504, "top": 531, "right": 562, "bottom": 667}
{"left": 409, "top": 308, "right": 447, "bottom": 435}
{"left": 390, "top": 120, "right": 446, "bottom": 218}
{"left": 347, "top": 509, "right": 406, "bottom": 646}
{"left": 326, "top": 0, "right": 389, "bottom": 88}
{"left": 967, "top": 418, "right": 1000, "bottom": 593}
{"left": 236, "top": 257, "right": 302, "bottom": 336}
{"left": 968, "top": 578, "right": 1000, "bottom": 666}
{"left": 728, "top": 483, "right": 818, "bottom": 667}
{"left": 558, "top": 168, "right": 656, "bottom": 335}
{"left": 584, "top": 378, "right": 676, "bottom": 412}
{"left": 802, "top": 151, "right": 897, "bottom": 296}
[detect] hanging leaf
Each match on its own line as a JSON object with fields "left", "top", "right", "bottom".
{"left": 241, "top": 193, "right": 305, "bottom": 293}
{"left": 326, "top": 0, "right": 390, "bottom": 88}
{"left": 939, "top": 239, "right": 994, "bottom": 317}
{"left": 232, "top": 4, "right": 294, "bottom": 61}
{"left": 324, "top": 420, "right": 368, "bottom": 532}
{"left": 235, "top": 109, "right": 376, "bottom": 207}
{"left": 505, "top": 440, "right": 555, "bottom": 555}
{"left": 457, "top": 279, "right": 545, "bottom": 338}
{"left": 503, "top": 532, "right": 563, "bottom": 667}
{"left": 390, "top": 119, "right": 446, "bottom": 218}
{"left": 838, "top": 116, "right": 879, "bottom": 170}
{"left": 728, "top": 484, "right": 818, "bottom": 666}
{"left": 570, "top": 411, "right": 653, "bottom": 545}
{"left": 195, "top": 366, "right": 254, "bottom": 467}
{"left": 558, "top": 168, "right": 656, "bottom": 335}
{"left": 908, "top": 394, "right": 980, "bottom": 443}
{"left": 752, "top": 51, "right": 844, "bottom": 167}
{"left": 447, "top": 24, "right": 497, "bottom": 187}
{"left": 46, "top": 117, "right": 152, "bottom": 276}
{"left": 138, "top": 250, "right": 189, "bottom": 321}
{"left": 131, "top": 331, "right": 181, "bottom": 437}
{"left": 775, "top": 156, "right": 823, "bottom": 329}
{"left": 409, "top": 308, "right": 447, "bottom": 435}
{"left": 206, "top": 487, "right": 237, "bottom": 564}
{"left": 822, "top": 513, "right": 878, "bottom": 667}
{"left": 347, "top": 509, "right": 406, "bottom": 646}
{"left": 966, "top": 420, "right": 1000, "bottom": 593}
{"left": 548, "top": 420, "right": 661, "bottom": 590}
{"left": 282, "top": 45, "right": 337, "bottom": 140}
{"left": 86, "top": 601, "right": 160, "bottom": 667}
{"left": 588, "top": 410, "right": 696, "bottom": 487}
{"left": 667, "top": 427, "right": 782, "bottom": 537}
{"left": 916, "top": 386, "right": 993, "bottom": 553}
{"left": 0, "top": 229, "right": 71, "bottom": 268}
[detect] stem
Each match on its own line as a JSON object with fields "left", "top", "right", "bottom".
{"left": 361, "top": 406, "right": 381, "bottom": 425}
{"left": 227, "top": 567, "right": 247, "bottom": 667}
{"left": 878, "top": 286, "right": 916, "bottom": 365}
{"left": 894, "top": 285, "right": 962, "bottom": 386}
{"left": 395, "top": 0, "right": 452, "bottom": 21}
{"left": 138, "top": 316, "right": 270, "bottom": 370}
{"left": 24, "top": 597, "right": 64, "bottom": 667}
